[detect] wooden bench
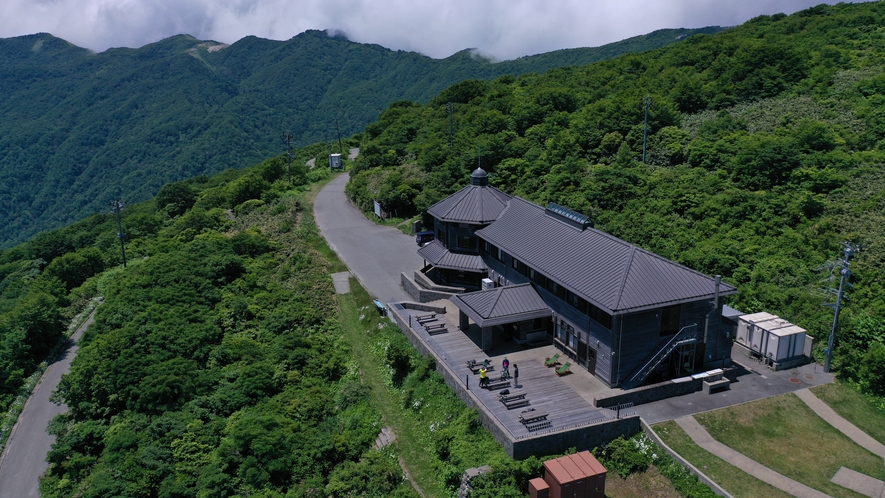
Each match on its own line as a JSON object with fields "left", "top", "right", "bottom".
{"left": 519, "top": 409, "right": 549, "bottom": 424}
{"left": 484, "top": 379, "right": 511, "bottom": 390}
{"left": 424, "top": 323, "right": 446, "bottom": 333}
{"left": 499, "top": 393, "right": 529, "bottom": 409}
{"left": 415, "top": 313, "right": 436, "bottom": 323}
{"left": 468, "top": 363, "right": 493, "bottom": 375}
{"left": 524, "top": 420, "right": 553, "bottom": 432}
{"left": 499, "top": 392, "right": 526, "bottom": 403}
{"left": 427, "top": 326, "right": 448, "bottom": 336}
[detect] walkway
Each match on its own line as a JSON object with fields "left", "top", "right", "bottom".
{"left": 313, "top": 173, "right": 421, "bottom": 303}
{"left": 672, "top": 388, "right": 885, "bottom": 498}
{"left": 0, "top": 308, "right": 97, "bottom": 498}
{"left": 675, "top": 415, "right": 831, "bottom": 498}
{"left": 794, "top": 388, "right": 885, "bottom": 459}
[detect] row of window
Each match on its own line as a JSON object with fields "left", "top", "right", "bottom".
{"left": 481, "top": 240, "right": 613, "bottom": 329}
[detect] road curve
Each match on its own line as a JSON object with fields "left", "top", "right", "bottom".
{"left": 313, "top": 173, "right": 422, "bottom": 303}
{"left": 0, "top": 309, "right": 97, "bottom": 498}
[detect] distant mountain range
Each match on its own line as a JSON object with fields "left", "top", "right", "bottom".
{"left": 0, "top": 26, "right": 722, "bottom": 247}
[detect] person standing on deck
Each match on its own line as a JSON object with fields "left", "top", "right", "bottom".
{"left": 479, "top": 366, "right": 488, "bottom": 387}
{"left": 502, "top": 357, "right": 510, "bottom": 378}
{"left": 513, "top": 363, "right": 519, "bottom": 387}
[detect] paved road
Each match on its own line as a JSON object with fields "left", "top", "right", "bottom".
{"left": 314, "top": 173, "right": 422, "bottom": 303}
{"left": 0, "top": 309, "right": 97, "bottom": 498}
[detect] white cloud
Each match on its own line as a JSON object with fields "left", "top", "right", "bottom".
{"left": 0, "top": 0, "right": 869, "bottom": 59}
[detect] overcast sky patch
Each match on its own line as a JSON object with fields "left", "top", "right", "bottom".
{"left": 0, "top": 0, "right": 869, "bottom": 60}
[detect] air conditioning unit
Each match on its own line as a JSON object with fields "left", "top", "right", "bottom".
{"left": 481, "top": 278, "right": 495, "bottom": 290}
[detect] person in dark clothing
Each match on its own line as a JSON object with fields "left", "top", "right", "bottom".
{"left": 513, "top": 364, "right": 519, "bottom": 387}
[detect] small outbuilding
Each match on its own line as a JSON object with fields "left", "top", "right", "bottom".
{"left": 536, "top": 451, "right": 607, "bottom": 498}
{"left": 735, "top": 312, "right": 812, "bottom": 370}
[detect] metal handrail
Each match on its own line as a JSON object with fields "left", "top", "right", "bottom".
{"left": 623, "top": 323, "right": 697, "bottom": 389}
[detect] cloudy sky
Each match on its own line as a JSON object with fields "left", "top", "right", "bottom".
{"left": 0, "top": 0, "right": 868, "bottom": 60}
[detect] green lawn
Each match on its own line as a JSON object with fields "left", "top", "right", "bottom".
{"left": 812, "top": 382, "right": 885, "bottom": 445}
{"left": 694, "top": 393, "right": 883, "bottom": 498}
{"left": 652, "top": 421, "right": 794, "bottom": 498}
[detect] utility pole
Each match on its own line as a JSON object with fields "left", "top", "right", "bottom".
{"left": 448, "top": 102, "right": 454, "bottom": 148}
{"left": 335, "top": 117, "right": 343, "bottom": 154}
{"left": 281, "top": 132, "right": 294, "bottom": 186}
{"left": 642, "top": 95, "right": 651, "bottom": 164}
{"left": 822, "top": 242, "right": 859, "bottom": 373}
{"left": 111, "top": 199, "right": 127, "bottom": 268}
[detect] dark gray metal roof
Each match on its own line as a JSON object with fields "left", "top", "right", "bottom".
{"left": 476, "top": 197, "right": 738, "bottom": 315}
{"left": 450, "top": 283, "right": 552, "bottom": 327}
{"left": 427, "top": 183, "right": 511, "bottom": 224}
{"left": 417, "top": 240, "right": 487, "bottom": 271}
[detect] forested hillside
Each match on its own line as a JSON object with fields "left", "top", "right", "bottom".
{"left": 0, "top": 26, "right": 721, "bottom": 248}
{"left": 347, "top": 1, "right": 885, "bottom": 395}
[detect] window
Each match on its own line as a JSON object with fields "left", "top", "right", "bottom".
{"left": 457, "top": 234, "right": 476, "bottom": 250}
{"left": 660, "top": 305, "right": 681, "bottom": 336}
{"left": 589, "top": 305, "right": 612, "bottom": 329}
{"left": 437, "top": 228, "right": 446, "bottom": 245}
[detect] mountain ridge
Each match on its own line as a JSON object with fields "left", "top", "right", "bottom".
{"left": 0, "top": 26, "right": 722, "bottom": 248}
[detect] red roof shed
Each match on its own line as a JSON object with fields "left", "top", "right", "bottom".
{"left": 543, "top": 451, "right": 607, "bottom": 498}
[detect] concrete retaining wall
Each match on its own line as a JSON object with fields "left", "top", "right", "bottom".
{"left": 594, "top": 378, "right": 702, "bottom": 408}
{"left": 401, "top": 273, "right": 461, "bottom": 303}
{"left": 398, "top": 302, "right": 447, "bottom": 314}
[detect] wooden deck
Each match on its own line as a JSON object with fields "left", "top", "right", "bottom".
{"left": 396, "top": 304, "right": 622, "bottom": 440}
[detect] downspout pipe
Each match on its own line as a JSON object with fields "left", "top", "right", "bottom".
{"left": 702, "top": 275, "right": 722, "bottom": 357}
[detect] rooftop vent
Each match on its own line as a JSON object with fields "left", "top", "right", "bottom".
{"left": 545, "top": 203, "right": 592, "bottom": 230}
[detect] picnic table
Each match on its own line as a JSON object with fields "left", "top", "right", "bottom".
{"left": 415, "top": 313, "right": 436, "bottom": 323}
{"left": 466, "top": 361, "right": 493, "bottom": 374}
{"left": 499, "top": 392, "right": 529, "bottom": 409}
{"left": 484, "top": 379, "right": 511, "bottom": 390}
{"left": 519, "top": 410, "right": 549, "bottom": 424}
{"left": 499, "top": 392, "right": 526, "bottom": 403}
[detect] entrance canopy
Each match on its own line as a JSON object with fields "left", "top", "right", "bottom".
{"left": 450, "top": 283, "right": 551, "bottom": 327}
{"left": 418, "top": 239, "right": 486, "bottom": 271}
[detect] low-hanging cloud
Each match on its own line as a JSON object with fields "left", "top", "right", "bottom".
{"left": 0, "top": 0, "right": 868, "bottom": 60}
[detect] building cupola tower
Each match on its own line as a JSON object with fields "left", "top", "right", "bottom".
{"left": 471, "top": 167, "right": 489, "bottom": 187}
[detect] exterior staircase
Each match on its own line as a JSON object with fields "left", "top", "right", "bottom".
{"left": 622, "top": 324, "right": 698, "bottom": 389}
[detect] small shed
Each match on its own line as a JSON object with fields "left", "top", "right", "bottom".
{"left": 735, "top": 311, "right": 776, "bottom": 347}
{"left": 542, "top": 451, "right": 607, "bottom": 498}
{"left": 736, "top": 312, "right": 811, "bottom": 369}
{"left": 329, "top": 153, "right": 342, "bottom": 170}
{"left": 528, "top": 477, "right": 549, "bottom": 498}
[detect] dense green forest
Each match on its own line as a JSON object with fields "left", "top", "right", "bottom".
{"left": 346, "top": 1, "right": 885, "bottom": 396}
{"left": 0, "top": 149, "right": 427, "bottom": 497}
{"left": 0, "top": 26, "right": 721, "bottom": 248}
